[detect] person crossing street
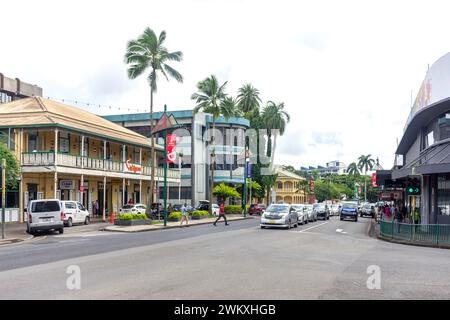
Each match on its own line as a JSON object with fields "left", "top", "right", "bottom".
{"left": 213, "top": 202, "right": 229, "bottom": 226}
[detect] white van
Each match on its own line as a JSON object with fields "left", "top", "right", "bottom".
{"left": 27, "top": 199, "right": 64, "bottom": 235}
{"left": 60, "top": 201, "right": 91, "bottom": 227}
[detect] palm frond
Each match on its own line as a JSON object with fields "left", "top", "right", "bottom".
{"left": 163, "top": 64, "right": 183, "bottom": 83}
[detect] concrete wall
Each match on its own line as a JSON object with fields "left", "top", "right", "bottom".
{"left": 0, "top": 73, "right": 42, "bottom": 97}
{"left": 405, "top": 133, "right": 421, "bottom": 165}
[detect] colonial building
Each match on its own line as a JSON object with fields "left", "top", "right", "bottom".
{"left": 263, "top": 167, "right": 306, "bottom": 204}
{"left": 0, "top": 97, "right": 180, "bottom": 222}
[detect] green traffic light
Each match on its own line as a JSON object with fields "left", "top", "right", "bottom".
{"left": 408, "top": 188, "right": 413, "bottom": 192}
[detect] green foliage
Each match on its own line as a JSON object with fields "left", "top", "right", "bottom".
{"left": 213, "top": 183, "right": 241, "bottom": 203}
{"left": 224, "top": 205, "right": 249, "bottom": 214}
{"left": 119, "top": 213, "right": 148, "bottom": 220}
{"left": 237, "top": 83, "right": 262, "bottom": 115}
{"left": 192, "top": 210, "right": 208, "bottom": 217}
{"left": 0, "top": 143, "right": 20, "bottom": 190}
{"left": 168, "top": 211, "right": 182, "bottom": 219}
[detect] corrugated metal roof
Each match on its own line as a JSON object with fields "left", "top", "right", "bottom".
{"left": 0, "top": 97, "right": 159, "bottom": 149}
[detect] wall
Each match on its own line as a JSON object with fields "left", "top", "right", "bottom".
{"left": 405, "top": 133, "right": 421, "bottom": 165}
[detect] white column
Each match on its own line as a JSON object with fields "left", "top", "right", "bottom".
{"left": 139, "top": 179, "right": 142, "bottom": 204}
{"left": 54, "top": 172, "right": 58, "bottom": 199}
{"left": 139, "top": 148, "right": 142, "bottom": 165}
{"left": 122, "top": 145, "right": 126, "bottom": 163}
{"left": 103, "top": 176, "right": 106, "bottom": 221}
{"left": 179, "top": 156, "right": 181, "bottom": 204}
{"left": 81, "top": 135, "right": 85, "bottom": 169}
{"left": 80, "top": 174, "right": 84, "bottom": 206}
{"left": 54, "top": 128, "right": 58, "bottom": 199}
{"left": 122, "top": 178, "right": 126, "bottom": 207}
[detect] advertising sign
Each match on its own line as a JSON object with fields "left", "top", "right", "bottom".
{"left": 124, "top": 160, "right": 142, "bottom": 174}
{"left": 372, "top": 173, "right": 377, "bottom": 187}
{"left": 167, "top": 134, "right": 177, "bottom": 164}
{"left": 60, "top": 180, "right": 74, "bottom": 190}
{"left": 246, "top": 160, "right": 252, "bottom": 178}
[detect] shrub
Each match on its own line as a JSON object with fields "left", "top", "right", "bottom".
{"left": 169, "top": 211, "right": 182, "bottom": 219}
{"left": 223, "top": 205, "right": 250, "bottom": 214}
{"left": 192, "top": 210, "right": 208, "bottom": 217}
{"left": 119, "top": 213, "right": 148, "bottom": 220}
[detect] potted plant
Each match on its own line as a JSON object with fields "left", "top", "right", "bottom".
{"left": 168, "top": 211, "right": 182, "bottom": 222}
{"left": 114, "top": 213, "right": 152, "bottom": 226}
{"left": 191, "top": 210, "right": 209, "bottom": 220}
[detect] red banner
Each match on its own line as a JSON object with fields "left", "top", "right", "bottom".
{"left": 372, "top": 172, "right": 377, "bottom": 187}
{"left": 166, "top": 134, "right": 177, "bottom": 164}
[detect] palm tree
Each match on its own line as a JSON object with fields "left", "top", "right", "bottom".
{"left": 296, "top": 179, "right": 311, "bottom": 203}
{"left": 237, "top": 84, "right": 262, "bottom": 117}
{"left": 261, "top": 101, "right": 290, "bottom": 204}
{"left": 124, "top": 27, "right": 183, "bottom": 205}
{"left": 191, "top": 75, "right": 239, "bottom": 214}
{"left": 357, "top": 155, "right": 375, "bottom": 203}
{"left": 347, "top": 162, "right": 360, "bottom": 176}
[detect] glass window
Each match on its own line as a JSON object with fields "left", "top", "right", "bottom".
{"left": 28, "top": 130, "right": 38, "bottom": 152}
{"left": 437, "top": 175, "right": 450, "bottom": 216}
{"left": 59, "top": 132, "right": 70, "bottom": 153}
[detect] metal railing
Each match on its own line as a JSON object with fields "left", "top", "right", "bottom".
{"left": 380, "top": 220, "right": 450, "bottom": 245}
{"left": 21, "top": 151, "right": 180, "bottom": 180}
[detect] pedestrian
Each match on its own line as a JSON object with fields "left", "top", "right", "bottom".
{"left": 384, "top": 204, "right": 390, "bottom": 219}
{"left": 213, "top": 202, "right": 229, "bottom": 226}
{"left": 95, "top": 200, "right": 99, "bottom": 217}
{"left": 180, "top": 203, "right": 188, "bottom": 226}
{"left": 393, "top": 204, "right": 403, "bottom": 233}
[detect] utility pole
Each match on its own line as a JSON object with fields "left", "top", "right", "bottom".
{"left": 163, "top": 105, "right": 168, "bottom": 227}
{"left": 2, "top": 159, "right": 6, "bottom": 239}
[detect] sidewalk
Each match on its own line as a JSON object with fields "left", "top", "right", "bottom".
{"left": 0, "top": 223, "right": 32, "bottom": 245}
{"left": 104, "top": 214, "right": 254, "bottom": 233}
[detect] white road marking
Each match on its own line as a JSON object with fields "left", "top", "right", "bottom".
{"left": 295, "top": 222, "right": 328, "bottom": 233}
{"left": 336, "top": 228, "right": 344, "bottom": 233}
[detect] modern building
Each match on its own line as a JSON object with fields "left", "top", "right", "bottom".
{"left": 378, "top": 52, "right": 450, "bottom": 224}
{"left": 103, "top": 111, "right": 250, "bottom": 206}
{"left": 263, "top": 167, "right": 306, "bottom": 204}
{"left": 300, "top": 161, "right": 347, "bottom": 176}
{"left": 0, "top": 97, "right": 180, "bottom": 222}
{"left": 0, "top": 72, "right": 42, "bottom": 104}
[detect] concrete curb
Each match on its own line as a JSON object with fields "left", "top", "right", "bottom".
{"left": 0, "top": 234, "right": 34, "bottom": 246}
{"left": 102, "top": 216, "right": 254, "bottom": 233}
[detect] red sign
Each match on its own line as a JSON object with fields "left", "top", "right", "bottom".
{"left": 372, "top": 173, "right": 377, "bottom": 187}
{"left": 166, "top": 134, "right": 177, "bottom": 164}
{"left": 79, "top": 186, "right": 85, "bottom": 193}
{"left": 124, "top": 160, "right": 142, "bottom": 174}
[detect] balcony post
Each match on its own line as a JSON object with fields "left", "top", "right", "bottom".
{"left": 54, "top": 128, "right": 58, "bottom": 166}
{"left": 103, "top": 176, "right": 106, "bottom": 222}
{"left": 80, "top": 174, "right": 84, "bottom": 206}
{"left": 81, "top": 135, "right": 85, "bottom": 169}
{"left": 54, "top": 171, "right": 58, "bottom": 199}
{"left": 103, "top": 140, "right": 107, "bottom": 169}
{"left": 122, "top": 178, "right": 126, "bottom": 207}
{"left": 139, "top": 179, "right": 142, "bottom": 205}
{"left": 139, "top": 148, "right": 142, "bottom": 165}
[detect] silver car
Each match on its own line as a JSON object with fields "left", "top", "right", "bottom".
{"left": 304, "top": 204, "right": 317, "bottom": 222}
{"left": 260, "top": 204, "right": 298, "bottom": 229}
{"left": 291, "top": 204, "right": 307, "bottom": 225}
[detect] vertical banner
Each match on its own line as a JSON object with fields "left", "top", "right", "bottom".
{"left": 372, "top": 172, "right": 377, "bottom": 187}
{"left": 246, "top": 161, "right": 252, "bottom": 178}
{"left": 166, "top": 134, "right": 177, "bottom": 164}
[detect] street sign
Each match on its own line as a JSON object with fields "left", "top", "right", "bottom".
{"left": 79, "top": 186, "right": 85, "bottom": 193}
{"left": 166, "top": 134, "right": 177, "bottom": 164}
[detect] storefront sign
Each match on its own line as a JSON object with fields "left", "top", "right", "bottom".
{"left": 124, "top": 160, "right": 142, "bottom": 174}
{"left": 167, "top": 134, "right": 177, "bottom": 164}
{"left": 60, "top": 180, "right": 74, "bottom": 190}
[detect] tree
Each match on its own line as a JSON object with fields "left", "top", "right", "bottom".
{"left": 296, "top": 179, "right": 312, "bottom": 203}
{"left": 357, "top": 154, "right": 375, "bottom": 203}
{"left": 237, "top": 84, "right": 262, "bottom": 117}
{"left": 192, "top": 75, "right": 239, "bottom": 214}
{"left": 213, "top": 183, "right": 241, "bottom": 204}
{"left": 347, "top": 162, "right": 360, "bottom": 176}
{"left": 262, "top": 173, "right": 278, "bottom": 206}
{"left": 0, "top": 143, "right": 20, "bottom": 190}
{"left": 124, "top": 27, "right": 183, "bottom": 205}
{"left": 262, "top": 101, "right": 290, "bottom": 163}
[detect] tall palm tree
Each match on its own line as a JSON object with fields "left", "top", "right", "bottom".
{"left": 237, "top": 84, "right": 262, "bottom": 117}
{"left": 192, "top": 75, "right": 238, "bottom": 215}
{"left": 347, "top": 162, "right": 360, "bottom": 176}
{"left": 357, "top": 154, "right": 375, "bottom": 203}
{"left": 261, "top": 101, "right": 290, "bottom": 204}
{"left": 124, "top": 27, "right": 183, "bottom": 205}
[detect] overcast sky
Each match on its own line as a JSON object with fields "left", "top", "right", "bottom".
{"left": 1, "top": 0, "right": 449, "bottom": 171}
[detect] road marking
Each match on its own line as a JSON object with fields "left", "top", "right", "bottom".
{"left": 296, "top": 222, "right": 328, "bottom": 233}
{"left": 336, "top": 228, "right": 343, "bottom": 233}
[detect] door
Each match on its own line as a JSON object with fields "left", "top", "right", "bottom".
{"left": 77, "top": 202, "right": 86, "bottom": 222}
{"left": 64, "top": 201, "right": 77, "bottom": 223}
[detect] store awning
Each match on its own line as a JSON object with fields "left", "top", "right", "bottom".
{"left": 392, "top": 141, "right": 450, "bottom": 179}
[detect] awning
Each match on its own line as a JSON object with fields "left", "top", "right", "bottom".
{"left": 392, "top": 141, "right": 450, "bottom": 179}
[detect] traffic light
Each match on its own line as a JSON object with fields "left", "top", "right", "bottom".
{"left": 406, "top": 177, "right": 421, "bottom": 195}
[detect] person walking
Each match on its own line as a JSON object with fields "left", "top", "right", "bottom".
{"left": 393, "top": 204, "right": 404, "bottom": 233}
{"left": 384, "top": 203, "right": 390, "bottom": 220}
{"left": 213, "top": 202, "right": 229, "bottom": 226}
{"left": 95, "top": 200, "right": 99, "bottom": 218}
{"left": 180, "top": 203, "right": 188, "bottom": 226}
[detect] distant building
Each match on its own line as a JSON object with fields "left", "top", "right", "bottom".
{"left": 0, "top": 73, "right": 42, "bottom": 103}
{"left": 299, "top": 160, "right": 347, "bottom": 176}
{"left": 263, "top": 166, "right": 306, "bottom": 204}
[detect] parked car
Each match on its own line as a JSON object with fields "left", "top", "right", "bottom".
{"left": 340, "top": 202, "right": 359, "bottom": 222}
{"left": 27, "top": 199, "right": 64, "bottom": 235}
{"left": 196, "top": 200, "right": 210, "bottom": 211}
{"left": 260, "top": 204, "right": 298, "bottom": 229}
{"left": 211, "top": 204, "right": 220, "bottom": 215}
{"left": 330, "top": 204, "right": 341, "bottom": 216}
{"left": 60, "top": 201, "right": 91, "bottom": 227}
{"left": 120, "top": 203, "right": 147, "bottom": 215}
{"left": 304, "top": 204, "right": 317, "bottom": 222}
{"left": 291, "top": 204, "right": 307, "bottom": 225}
{"left": 249, "top": 203, "right": 266, "bottom": 215}
{"left": 313, "top": 203, "right": 330, "bottom": 220}
{"left": 361, "top": 203, "right": 376, "bottom": 218}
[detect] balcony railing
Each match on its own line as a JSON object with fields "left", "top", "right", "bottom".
{"left": 21, "top": 152, "right": 180, "bottom": 180}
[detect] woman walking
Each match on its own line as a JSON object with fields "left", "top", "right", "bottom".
{"left": 180, "top": 203, "right": 188, "bottom": 226}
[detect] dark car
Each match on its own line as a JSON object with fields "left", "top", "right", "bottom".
{"left": 249, "top": 204, "right": 266, "bottom": 215}
{"left": 340, "top": 202, "right": 358, "bottom": 222}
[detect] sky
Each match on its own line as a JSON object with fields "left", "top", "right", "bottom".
{"left": 1, "top": 0, "right": 450, "bottom": 171}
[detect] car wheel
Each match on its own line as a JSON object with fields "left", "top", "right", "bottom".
{"left": 85, "top": 216, "right": 90, "bottom": 225}
{"left": 59, "top": 228, "right": 64, "bottom": 234}
{"left": 340, "top": 217, "right": 343, "bottom": 221}
{"left": 260, "top": 226, "right": 265, "bottom": 229}
{"left": 67, "top": 218, "right": 73, "bottom": 227}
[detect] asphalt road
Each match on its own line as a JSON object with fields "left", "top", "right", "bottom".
{"left": 1, "top": 216, "right": 450, "bottom": 299}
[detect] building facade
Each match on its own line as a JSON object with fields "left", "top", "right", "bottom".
{"left": 103, "top": 111, "right": 250, "bottom": 206}
{"left": 0, "top": 97, "right": 180, "bottom": 222}
{"left": 264, "top": 167, "right": 306, "bottom": 204}
{"left": 300, "top": 161, "right": 347, "bottom": 176}
{"left": 0, "top": 73, "right": 42, "bottom": 104}
{"left": 380, "top": 53, "right": 450, "bottom": 224}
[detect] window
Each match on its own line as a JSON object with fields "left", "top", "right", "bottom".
{"left": 65, "top": 202, "right": 76, "bottom": 209}
{"left": 59, "top": 132, "right": 70, "bottom": 153}
{"left": 438, "top": 175, "right": 450, "bottom": 216}
{"left": 77, "top": 203, "right": 85, "bottom": 211}
{"left": 28, "top": 130, "right": 38, "bottom": 152}
{"left": 277, "top": 181, "right": 283, "bottom": 189}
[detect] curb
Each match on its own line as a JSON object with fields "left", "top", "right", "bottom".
{"left": 377, "top": 233, "right": 450, "bottom": 249}
{"left": 0, "top": 234, "right": 33, "bottom": 246}
{"left": 102, "top": 216, "right": 254, "bottom": 233}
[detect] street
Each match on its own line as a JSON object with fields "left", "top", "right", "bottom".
{"left": 1, "top": 217, "right": 449, "bottom": 299}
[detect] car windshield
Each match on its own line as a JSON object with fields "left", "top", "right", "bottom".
{"left": 314, "top": 204, "right": 325, "bottom": 209}
{"left": 122, "top": 205, "right": 134, "bottom": 209}
{"left": 292, "top": 205, "right": 303, "bottom": 210}
{"left": 266, "top": 205, "right": 290, "bottom": 213}
{"left": 342, "top": 203, "right": 358, "bottom": 209}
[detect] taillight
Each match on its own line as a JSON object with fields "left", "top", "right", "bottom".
{"left": 61, "top": 212, "right": 66, "bottom": 220}
{"left": 28, "top": 214, "right": 32, "bottom": 223}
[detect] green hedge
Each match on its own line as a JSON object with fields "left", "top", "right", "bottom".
{"left": 192, "top": 210, "right": 208, "bottom": 217}
{"left": 169, "top": 211, "right": 182, "bottom": 219}
{"left": 224, "top": 205, "right": 250, "bottom": 214}
{"left": 119, "top": 213, "right": 148, "bottom": 220}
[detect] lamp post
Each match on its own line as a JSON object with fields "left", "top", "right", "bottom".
{"left": 178, "top": 152, "right": 183, "bottom": 205}
{"left": 1, "top": 159, "right": 6, "bottom": 239}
